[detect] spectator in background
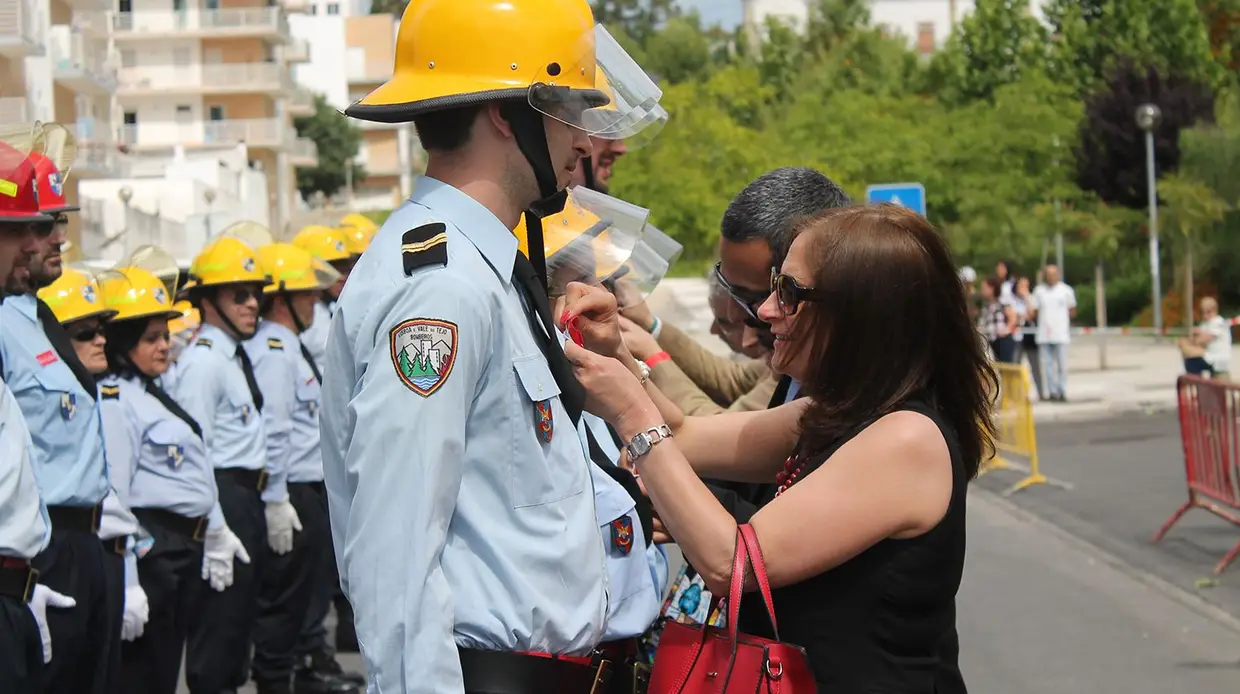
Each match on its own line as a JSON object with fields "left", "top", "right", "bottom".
{"left": 995, "top": 259, "right": 1015, "bottom": 302}
{"left": 978, "top": 276, "right": 1018, "bottom": 363}
{"left": 1031, "top": 264, "right": 1076, "bottom": 401}
{"left": 1013, "top": 276, "right": 1045, "bottom": 399}
{"left": 1179, "top": 296, "right": 1231, "bottom": 380}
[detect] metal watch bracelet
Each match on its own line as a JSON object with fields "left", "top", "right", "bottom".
{"left": 624, "top": 424, "right": 673, "bottom": 463}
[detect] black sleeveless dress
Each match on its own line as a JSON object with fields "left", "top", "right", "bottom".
{"left": 738, "top": 398, "right": 968, "bottom": 693}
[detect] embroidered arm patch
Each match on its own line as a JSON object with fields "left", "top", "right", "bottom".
{"left": 390, "top": 318, "right": 458, "bottom": 397}
{"left": 195, "top": 338, "right": 213, "bottom": 348}
{"left": 402, "top": 223, "right": 448, "bottom": 276}
{"left": 267, "top": 338, "right": 285, "bottom": 351}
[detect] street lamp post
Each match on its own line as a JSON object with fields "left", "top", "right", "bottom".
{"left": 1135, "top": 103, "right": 1163, "bottom": 333}
{"left": 204, "top": 188, "right": 216, "bottom": 239}
{"left": 117, "top": 186, "right": 133, "bottom": 251}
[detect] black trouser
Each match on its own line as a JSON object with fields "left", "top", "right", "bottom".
{"left": 121, "top": 513, "right": 207, "bottom": 694}
{"left": 294, "top": 481, "right": 335, "bottom": 660}
{"left": 99, "top": 538, "right": 127, "bottom": 694}
{"left": 31, "top": 527, "right": 123, "bottom": 694}
{"left": 0, "top": 594, "right": 42, "bottom": 694}
{"left": 186, "top": 473, "right": 268, "bottom": 694}
{"left": 253, "top": 482, "right": 328, "bottom": 687}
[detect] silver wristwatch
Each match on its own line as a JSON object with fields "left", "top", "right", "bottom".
{"left": 624, "top": 424, "right": 673, "bottom": 463}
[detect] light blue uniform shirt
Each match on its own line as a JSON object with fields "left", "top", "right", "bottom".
{"left": 300, "top": 300, "right": 332, "bottom": 371}
{"left": 98, "top": 373, "right": 226, "bottom": 530}
{"left": 248, "top": 320, "right": 323, "bottom": 484}
{"left": 785, "top": 378, "right": 801, "bottom": 403}
{"left": 164, "top": 323, "right": 284, "bottom": 502}
{"left": 0, "top": 374, "right": 51, "bottom": 560}
{"left": 320, "top": 176, "right": 608, "bottom": 694}
{"left": 580, "top": 413, "right": 668, "bottom": 640}
{"left": 0, "top": 294, "right": 109, "bottom": 507}
{"left": 96, "top": 487, "right": 140, "bottom": 541}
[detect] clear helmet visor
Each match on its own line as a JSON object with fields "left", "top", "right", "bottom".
{"left": 543, "top": 186, "right": 650, "bottom": 299}
{"left": 219, "top": 220, "right": 275, "bottom": 249}
{"left": 0, "top": 122, "right": 41, "bottom": 163}
{"left": 122, "top": 245, "right": 182, "bottom": 300}
{"left": 529, "top": 24, "right": 664, "bottom": 141}
{"left": 591, "top": 102, "right": 667, "bottom": 152}
{"left": 39, "top": 122, "right": 77, "bottom": 182}
{"left": 605, "top": 224, "right": 681, "bottom": 309}
{"left": 309, "top": 256, "right": 343, "bottom": 291}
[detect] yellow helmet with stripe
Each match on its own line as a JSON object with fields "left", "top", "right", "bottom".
{"left": 187, "top": 222, "right": 270, "bottom": 289}
{"left": 293, "top": 225, "right": 351, "bottom": 263}
{"left": 258, "top": 243, "right": 342, "bottom": 294}
{"left": 99, "top": 267, "right": 182, "bottom": 323}
{"left": 38, "top": 267, "right": 116, "bottom": 324}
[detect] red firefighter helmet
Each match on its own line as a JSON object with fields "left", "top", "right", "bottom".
{"left": 27, "top": 151, "right": 78, "bottom": 215}
{"left": 0, "top": 141, "right": 52, "bottom": 224}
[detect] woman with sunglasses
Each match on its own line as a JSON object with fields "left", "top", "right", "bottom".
{"left": 95, "top": 263, "right": 241, "bottom": 694}
{"left": 560, "top": 203, "right": 995, "bottom": 692}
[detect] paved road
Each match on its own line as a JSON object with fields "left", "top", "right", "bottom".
{"left": 959, "top": 491, "right": 1240, "bottom": 692}
{"left": 977, "top": 412, "right": 1240, "bottom": 619}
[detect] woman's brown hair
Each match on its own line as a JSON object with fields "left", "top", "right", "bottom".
{"left": 789, "top": 203, "right": 997, "bottom": 478}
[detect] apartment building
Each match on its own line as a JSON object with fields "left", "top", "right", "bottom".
{"left": 289, "top": 2, "right": 419, "bottom": 214}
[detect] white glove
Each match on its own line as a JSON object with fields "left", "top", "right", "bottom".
{"left": 27, "top": 584, "right": 75, "bottom": 664}
{"left": 201, "top": 526, "right": 250, "bottom": 592}
{"left": 265, "top": 499, "right": 302, "bottom": 555}
{"left": 120, "top": 552, "right": 149, "bottom": 641}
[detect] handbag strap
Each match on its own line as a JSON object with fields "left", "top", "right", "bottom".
{"left": 726, "top": 526, "right": 750, "bottom": 649}
{"left": 738, "top": 524, "right": 780, "bottom": 639}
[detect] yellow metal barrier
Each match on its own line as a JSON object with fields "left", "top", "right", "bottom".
{"left": 981, "top": 363, "right": 1073, "bottom": 495}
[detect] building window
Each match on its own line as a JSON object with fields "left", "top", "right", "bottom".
{"left": 175, "top": 105, "right": 193, "bottom": 124}
{"left": 327, "top": 3, "right": 340, "bottom": 15}
{"left": 123, "top": 111, "right": 137, "bottom": 125}
{"left": 308, "top": 4, "right": 317, "bottom": 14}
{"left": 118, "top": 0, "right": 131, "bottom": 12}
{"left": 916, "top": 22, "right": 935, "bottom": 55}
{"left": 119, "top": 49, "right": 137, "bottom": 68}
{"left": 208, "top": 105, "right": 226, "bottom": 121}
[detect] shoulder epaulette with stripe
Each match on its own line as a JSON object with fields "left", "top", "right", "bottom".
{"left": 100, "top": 385, "right": 120, "bottom": 400}
{"left": 195, "top": 337, "right": 213, "bottom": 348}
{"left": 267, "top": 338, "right": 284, "bottom": 351}
{"left": 402, "top": 222, "right": 448, "bottom": 276}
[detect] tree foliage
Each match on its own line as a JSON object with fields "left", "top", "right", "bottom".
{"left": 368, "top": 0, "right": 407, "bottom": 16}
{"left": 295, "top": 94, "right": 366, "bottom": 202}
{"left": 928, "top": 0, "right": 1048, "bottom": 105}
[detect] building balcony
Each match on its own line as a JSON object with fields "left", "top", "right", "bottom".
{"left": 285, "top": 38, "right": 309, "bottom": 64}
{"left": 60, "top": 0, "right": 109, "bottom": 11}
{"left": 119, "top": 118, "right": 287, "bottom": 152}
{"left": 96, "top": 8, "right": 290, "bottom": 43}
{"left": 0, "top": 0, "right": 45, "bottom": 58}
{"left": 73, "top": 121, "right": 126, "bottom": 178}
{"left": 288, "top": 87, "right": 315, "bottom": 117}
{"left": 281, "top": 0, "right": 312, "bottom": 14}
{"left": 0, "top": 95, "right": 29, "bottom": 123}
{"left": 118, "top": 62, "right": 294, "bottom": 96}
{"left": 49, "top": 26, "right": 117, "bottom": 96}
{"left": 289, "top": 136, "right": 317, "bottom": 167}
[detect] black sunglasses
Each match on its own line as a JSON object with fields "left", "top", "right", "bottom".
{"left": 227, "top": 286, "right": 262, "bottom": 305}
{"left": 770, "top": 269, "right": 827, "bottom": 316}
{"left": 71, "top": 326, "right": 104, "bottom": 342}
{"left": 713, "top": 262, "right": 770, "bottom": 323}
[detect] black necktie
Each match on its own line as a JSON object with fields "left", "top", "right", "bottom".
{"left": 234, "top": 344, "right": 264, "bottom": 413}
{"left": 143, "top": 376, "right": 203, "bottom": 439}
{"left": 36, "top": 297, "right": 97, "bottom": 396}
{"left": 511, "top": 252, "right": 584, "bottom": 425}
{"left": 300, "top": 343, "right": 323, "bottom": 385}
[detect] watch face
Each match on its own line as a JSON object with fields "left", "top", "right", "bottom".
{"left": 628, "top": 435, "right": 652, "bottom": 459}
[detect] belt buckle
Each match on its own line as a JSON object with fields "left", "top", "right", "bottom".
{"left": 21, "top": 567, "right": 39, "bottom": 603}
{"left": 632, "top": 661, "right": 650, "bottom": 694}
{"left": 192, "top": 517, "right": 209, "bottom": 542}
{"left": 589, "top": 658, "right": 611, "bottom": 694}
{"left": 90, "top": 503, "right": 102, "bottom": 534}
{"left": 111, "top": 537, "right": 127, "bottom": 556}
{"left": 256, "top": 469, "right": 270, "bottom": 493}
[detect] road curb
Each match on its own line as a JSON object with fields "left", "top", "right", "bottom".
{"left": 1033, "top": 399, "right": 1178, "bottom": 424}
{"left": 970, "top": 486, "right": 1240, "bottom": 637}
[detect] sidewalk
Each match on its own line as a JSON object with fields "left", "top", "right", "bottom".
{"left": 647, "top": 279, "right": 1200, "bottom": 423}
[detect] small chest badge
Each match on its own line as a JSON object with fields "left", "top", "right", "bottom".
{"left": 166, "top": 445, "right": 184, "bottom": 469}
{"left": 240, "top": 403, "right": 252, "bottom": 425}
{"left": 611, "top": 516, "right": 634, "bottom": 555}
{"left": 535, "top": 399, "right": 554, "bottom": 443}
{"left": 60, "top": 393, "right": 76, "bottom": 421}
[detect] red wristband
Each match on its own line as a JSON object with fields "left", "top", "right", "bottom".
{"left": 644, "top": 351, "right": 672, "bottom": 368}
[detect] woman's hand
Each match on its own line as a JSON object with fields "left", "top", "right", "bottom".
{"left": 560, "top": 281, "right": 623, "bottom": 359}
{"left": 563, "top": 340, "right": 661, "bottom": 434}
{"left": 619, "top": 315, "right": 661, "bottom": 360}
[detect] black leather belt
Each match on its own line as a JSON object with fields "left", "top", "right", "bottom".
{"left": 102, "top": 536, "right": 128, "bottom": 556}
{"left": 458, "top": 648, "right": 610, "bottom": 694}
{"left": 0, "top": 557, "right": 37, "bottom": 603}
{"left": 215, "top": 467, "right": 269, "bottom": 493}
{"left": 596, "top": 640, "right": 648, "bottom": 694}
{"left": 48, "top": 503, "right": 103, "bottom": 534}
{"left": 133, "top": 508, "right": 209, "bottom": 543}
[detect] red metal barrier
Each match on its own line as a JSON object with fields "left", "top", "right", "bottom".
{"left": 1151, "top": 375, "right": 1240, "bottom": 574}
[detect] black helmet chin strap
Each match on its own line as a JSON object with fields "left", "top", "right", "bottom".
{"left": 282, "top": 291, "right": 324, "bottom": 385}
{"left": 499, "top": 101, "right": 570, "bottom": 290}
{"left": 582, "top": 155, "right": 598, "bottom": 192}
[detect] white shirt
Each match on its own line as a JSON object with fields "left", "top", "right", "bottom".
{"left": 1033, "top": 283, "right": 1076, "bottom": 345}
{"left": 1203, "top": 315, "right": 1232, "bottom": 372}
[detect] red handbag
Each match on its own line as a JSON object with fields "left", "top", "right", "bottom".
{"left": 647, "top": 524, "right": 817, "bottom": 693}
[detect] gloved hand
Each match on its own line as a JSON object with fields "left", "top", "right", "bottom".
{"left": 121, "top": 552, "right": 149, "bottom": 641}
{"left": 265, "top": 499, "right": 302, "bottom": 555}
{"left": 27, "top": 584, "right": 75, "bottom": 663}
{"left": 201, "top": 525, "right": 250, "bottom": 592}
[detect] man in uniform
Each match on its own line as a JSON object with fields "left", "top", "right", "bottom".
{"left": 169, "top": 233, "right": 285, "bottom": 694}
{"left": 320, "top": 1, "right": 664, "bottom": 691}
{"left": 0, "top": 138, "right": 134, "bottom": 694}
{"left": 0, "top": 140, "right": 75, "bottom": 694}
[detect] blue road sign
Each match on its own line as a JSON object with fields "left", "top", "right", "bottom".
{"left": 866, "top": 182, "right": 926, "bottom": 216}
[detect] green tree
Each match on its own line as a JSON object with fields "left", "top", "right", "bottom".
{"left": 640, "top": 14, "right": 714, "bottom": 84}
{"left": 369, "top": 0, "right": 407, "bottom": 15}
{"left": 591, "top": 0, "right": 681, "bottom": 44}
{"left": 1200, "top": 0, "right": 1240, "bottom": 72}
{"left": 1159, "top": 172, "right": 1230, "bottom": 327}
{"left": 295, "top": 94, "right": 366, "bottom": 201}
{"left": 928, "top": 0, "right": 1049, "bottom": 105}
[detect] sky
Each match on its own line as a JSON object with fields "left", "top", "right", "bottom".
{"left": 681, "top": 0, "right": 743, "bottom": 29}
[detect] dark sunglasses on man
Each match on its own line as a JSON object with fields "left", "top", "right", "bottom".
{"left": 712, "top": 261, "right": 769, "bottom": 324}
{"left": 225, "top": 285, "right": 263, "bottom": 306}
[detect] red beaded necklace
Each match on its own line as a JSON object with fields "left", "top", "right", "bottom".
{"left": 775, "top": 454, "right": 811, "bottom": 496}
